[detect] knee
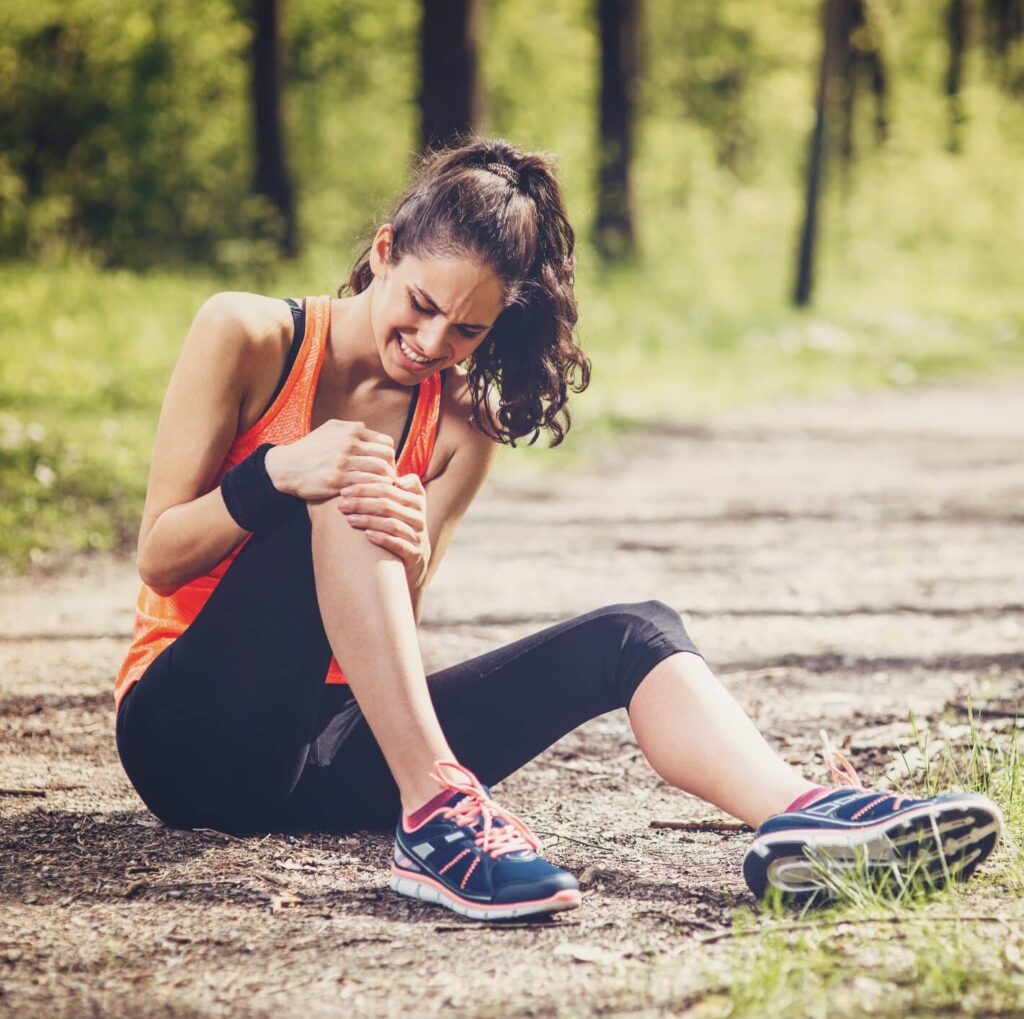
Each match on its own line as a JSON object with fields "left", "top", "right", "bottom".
{"left": 600, "top": 600, "right": 690, "bottom": 644}
{"left": 593, "top": 600, "right": 701, "bottom": 708}
{"left": 627, "top": 599, "right": 685, "bottom": 633}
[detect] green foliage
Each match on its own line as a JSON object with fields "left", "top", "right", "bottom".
{"left": 482, "top": 0, "right": 595, "bottom": 216}
{"left": 2, "top": 0, "right": 1024, "bottom": 563}
{"left": 0, "top": 262, "right": 213, "bottom": 567}
{"left": 287, "top": 0, "right": 419, "bottom": 255}
{"left": 3, "top": 0, "right": 1024, "bottom": 278}
{"left": 642, "top": 0, "right": 765, "bottom": 177}
{"left": 0, "top": 0, "right": 272, "bottom": 267}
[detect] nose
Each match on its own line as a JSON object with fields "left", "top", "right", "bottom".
{"left": 417, "top": 317, "right": 450, "bottom": 358}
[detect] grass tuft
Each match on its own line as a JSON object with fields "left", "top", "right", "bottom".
{"left": 647, "top": 709, "right": 1024, "bottom": 1018}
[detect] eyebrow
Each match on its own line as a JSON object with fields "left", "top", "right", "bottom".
{"left": 410, "top": 286, "right": 489, "bottom": 331}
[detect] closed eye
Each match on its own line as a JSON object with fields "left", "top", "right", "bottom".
{"left": 409, "top": 293, "right": 484, "bottom": 339}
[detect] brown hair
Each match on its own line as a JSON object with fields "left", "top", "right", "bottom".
{"left": 341, "top": 138, "right": 590, "bottom": 447}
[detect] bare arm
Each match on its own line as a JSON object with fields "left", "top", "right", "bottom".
{"left": 138, "top": 294, "right": 399, "bottom": 596}
{"left": 136, "top": 293, "right": 280, "bottom": 595}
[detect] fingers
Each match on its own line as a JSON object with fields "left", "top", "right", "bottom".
{"left": 338, "top": 478, "right": 422, "bottom": 505}
{"left": 344, "top": 513, "right": 419, "bottom": 545}
{"left": 364, "top": 528, "right": 419, "bottom": 561}
{"left": 337, "top": 488, "right": 422, "bottom": 529}
{"left": 354, "top": 442, "right": 397, "bottom": 466}
{"left": 357, "top": 426, "right": 395, "bottom": 447}
{"left": 340, "top": 470, "right": 399, "bottom": 487}
{"left": 396, "top": 473, "right": 425, "bottom": 494}
{"left": 356, "top": 427, "right": 396, "bottom": 458}
{"left": 345, "top": 455, "right": 396, "bottom": 478}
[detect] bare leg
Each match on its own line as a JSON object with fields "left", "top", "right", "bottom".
{"left": 628, "top": 652, "right": 817, "bottom": 828}
{"left": 308, "top": 497, "right": 451, "bottom": 812}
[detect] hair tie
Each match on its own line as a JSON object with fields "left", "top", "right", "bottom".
{"left": 485, "top": 162, "right": 520, "bottom": 188}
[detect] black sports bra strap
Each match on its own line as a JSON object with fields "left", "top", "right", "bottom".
{"left": 282, "top": 297, "right": 305, "bottom": 375}
{"left": 397, "top": 384, "right": 420, "bottom": 458}
{"left": 260, "top": 298, "right": 425, "bottom": 461}
{"left": 256, "top": 299, "right": 307, "bottom": 421}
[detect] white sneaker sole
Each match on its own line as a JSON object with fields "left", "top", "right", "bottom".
{"left": 390, "top": 867, "right": 582, "bottom": 921}
{"left": 743, "top": 793, "right": 1004, "bottom": 904}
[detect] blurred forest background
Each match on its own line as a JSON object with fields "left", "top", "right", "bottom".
{"left": 1, "top": 0, "right": 1023, "bottom": 568}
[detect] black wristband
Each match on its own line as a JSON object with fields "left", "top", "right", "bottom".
{"left": 220, "top": 443, "right": 302, "bottom": 533}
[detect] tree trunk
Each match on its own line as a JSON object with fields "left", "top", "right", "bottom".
{"left": 868, "top": 40, "right": 889, "bottom": 147}
{"left": 252, "top": 0, "right": 296, "bottom": 256}
{"left": 420, "top": 0, "right": 482, "bottom": 151}
{"left": 793, "top": 0, "right": 846, "bottom": 308}
{"left": 983, "top": 0, "right": 1024, "bottom": 56}
{"left": 595, "top": 0, "right": 639, "bottom": 261}
{"left": 946, "top": 0, "right": 968, "bottom": 151}
{"left": 838, "top": 0, "right": 889, "bottom": 179}
{"left": 837, "top": 0, "right": 856, "bottom": 173}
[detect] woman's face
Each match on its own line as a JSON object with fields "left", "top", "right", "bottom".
{"left": 368, "top": 225, "right": 506, "bottom": 383}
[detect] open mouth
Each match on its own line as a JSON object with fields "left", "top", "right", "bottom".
{"left": 395, "top": 333, "right": 442, "bottom": 368}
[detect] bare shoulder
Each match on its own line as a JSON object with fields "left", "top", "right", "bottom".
{"left": 428, "top": 364, "right": 501, "bottom": 481}
{"left": 191, "top": 291, "right": 292, "bottom": 354}
{"left": 189, "top": 292, "right": 295, "bottom": 430}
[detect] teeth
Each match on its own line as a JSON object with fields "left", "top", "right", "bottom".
{"left": 399, "top": 337, "right": 435, "bottom": 365}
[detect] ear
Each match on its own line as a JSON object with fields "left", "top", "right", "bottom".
{"left": 368, "top": 224, "right": 394, "bottom": 279}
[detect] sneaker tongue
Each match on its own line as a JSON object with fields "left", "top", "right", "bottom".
{"left": 444, "top": 783, "right": 495, "bottom": 813}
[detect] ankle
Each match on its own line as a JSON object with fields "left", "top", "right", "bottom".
{"left": 400, "top": 780, "right": 446, "bottom": 815}
{"left": 402, "top": 785, "right": 458, "bottom": 830}
{"left": 745, "top": 781, "right": 828, "bottom": 827}
{"left": 784, "top": 785, "right": 831, "bottom": 813}
{"left": 397, "top": 758, "right": 485, "bottom": 825}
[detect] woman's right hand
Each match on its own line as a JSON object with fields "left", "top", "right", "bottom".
{"left": 264, "top": 420, "right": 397, "bottom": 501}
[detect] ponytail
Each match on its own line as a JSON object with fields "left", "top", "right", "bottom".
{"left": 342, "top": 138, "right": 590, "bottom": 447}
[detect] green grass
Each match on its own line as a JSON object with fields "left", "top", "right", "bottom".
{"left": 2, "top": 206, "right": 1023, "bottom": 570}
{"left": 4, "top": 0, "right": 1024, "bottom": 571}
{"left": 639, "top": 706, "right": 1024, "bottom": 1018}
{"left": 688, "top": 914, "right": 1024, "bottom": 1018}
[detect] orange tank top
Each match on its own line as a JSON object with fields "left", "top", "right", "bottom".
{"left": 113, "top": 294, "right": 443, "bottom": 710}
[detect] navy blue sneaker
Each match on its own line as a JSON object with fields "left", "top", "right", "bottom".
{"left": 391, "top": 761, "right": 581, "bottom": 921}
{"left": 744, "top": 739, "right": 1003, "bottom": 906}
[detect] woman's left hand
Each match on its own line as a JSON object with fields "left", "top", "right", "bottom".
{"left": 337, "top": 473, "right": 431, "bottom": 586}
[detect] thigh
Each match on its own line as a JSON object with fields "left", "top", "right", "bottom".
{"left": 282, "top": 601, "right": 698, "bottom": 831}
{"left": 116, "top": 504, "right": 335, "bottom": 831}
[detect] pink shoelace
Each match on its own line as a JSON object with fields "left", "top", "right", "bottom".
{"left": 819, "top": 730, "right": 905, "bottom": 811}
{"left": 430, "top": 760, "right": 541, "bottom": 858}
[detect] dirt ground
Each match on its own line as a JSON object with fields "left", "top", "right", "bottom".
{"left": 2, "top": 381, "right": 1022, "bottom": 1017}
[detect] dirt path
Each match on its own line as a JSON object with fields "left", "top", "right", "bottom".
{"left": 2, "top": 381, "right": 1022, "bottom": 1017}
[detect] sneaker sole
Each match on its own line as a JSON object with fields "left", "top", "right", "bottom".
{"left": 390, "top": 866, "right": 582, "bottom": 921}
{"left": 743, "top": 793, "right": 1003, "bottom": 906}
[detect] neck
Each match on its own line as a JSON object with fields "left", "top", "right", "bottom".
{"left": 329, "top": 284, "right": 409, "bottom": 395}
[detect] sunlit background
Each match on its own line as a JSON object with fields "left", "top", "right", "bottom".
{"left": 1, "top": 0, "right": 1022, "bottom": 567}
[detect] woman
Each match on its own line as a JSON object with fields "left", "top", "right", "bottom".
{"left": 115, "top": 139, "right": 1002, "bottom": 921}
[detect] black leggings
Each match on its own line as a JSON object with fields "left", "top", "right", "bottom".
{"left": 115, "top": 503, "right": 701, "bottom": 834}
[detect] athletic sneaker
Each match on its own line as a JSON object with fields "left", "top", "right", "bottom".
{"left": 390, "top": 761, "right": 581, "bottom": 921}
{"left": 743, "top": 732, "right": 1004, "bottom": 906}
